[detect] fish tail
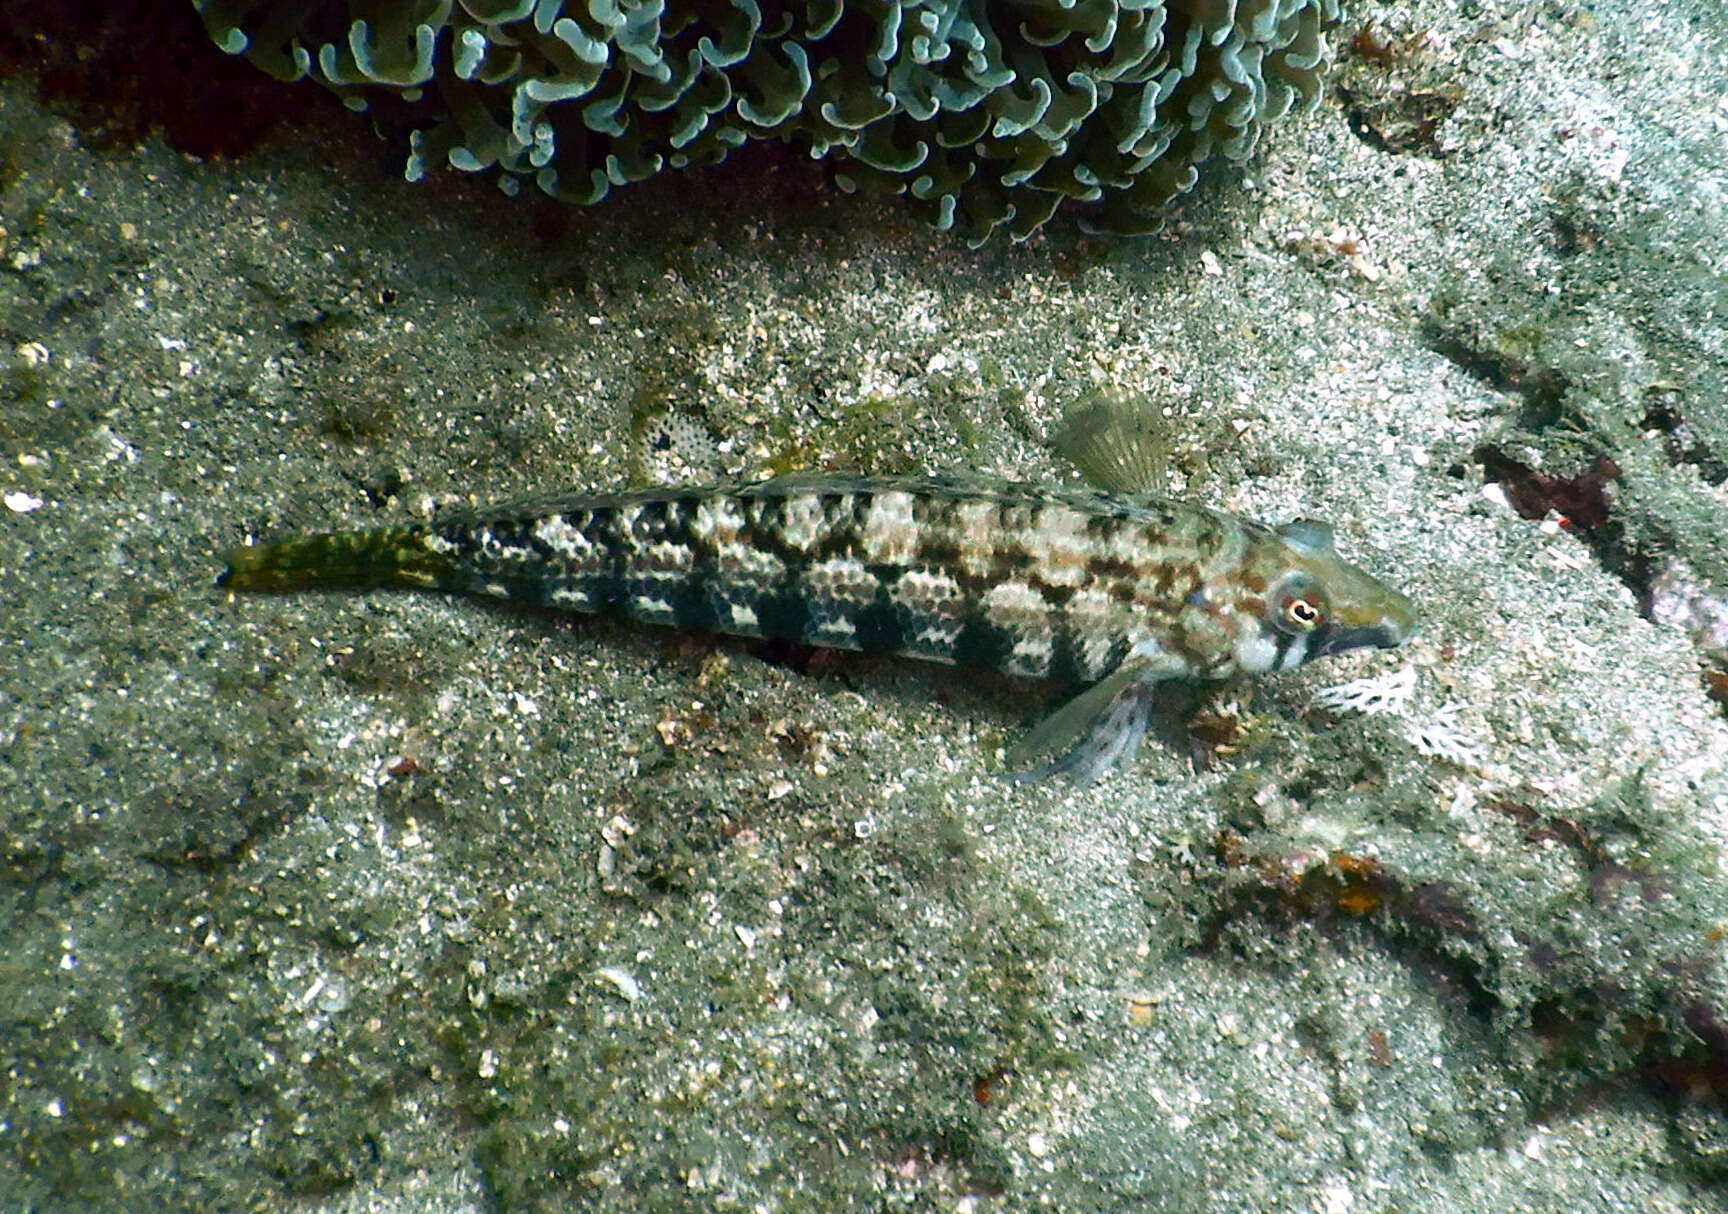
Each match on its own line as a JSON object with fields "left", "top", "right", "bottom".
{"left": 218, "top": 525, "right": 452, "bottom": 593}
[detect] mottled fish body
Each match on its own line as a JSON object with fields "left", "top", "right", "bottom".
{"left": 221, "top": 477, "right": 1415, "bottom": 779}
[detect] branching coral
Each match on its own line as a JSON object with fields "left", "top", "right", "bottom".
{"left": 192, "top": 0, "right": 1342, "bottom": 243}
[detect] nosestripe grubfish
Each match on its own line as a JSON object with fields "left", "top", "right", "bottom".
{"left": 220, "top": 475, "right": 1414, "bottom": 781}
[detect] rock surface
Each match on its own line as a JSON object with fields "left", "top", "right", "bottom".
{"left": 2, "top": 1, "right": 1727, "bottom": 1210}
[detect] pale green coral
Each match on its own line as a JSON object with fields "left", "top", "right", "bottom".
{"left": 192, "top": 0, "right": 1341, "bottom": 243}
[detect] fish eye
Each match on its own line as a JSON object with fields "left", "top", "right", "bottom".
{"left": 1270, "top": 576, "right": 1327, "bottom": 634}
{"left": 1285, "top": 597, "right": 1323, "bottom": 630}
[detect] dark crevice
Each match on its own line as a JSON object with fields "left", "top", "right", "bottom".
{"left": 1338, "top": 84, "right": 1459, "bottom": 158}
{"left": 1422, "top": 317, "right": 1683, "bottom": 634}
{"left": 1422, "top": 317, "right": 1576, "bottom": 432}
{"left": 1474, "top": 445, "right": 1619, "bottom": 530}
{"left": 1641, "top": 385, "right": 1728, "bottom": 486}
{"left": 1198, "top": 831, "right": 1502, "bottom": 1020}
{"left": 0, "top": 0, "right": 327, "bottom": 158}
{"left": 1473, "top": 443, "right": 1668, "bottom": 617}
{"left": 1549, "top": 209, "right": 1603, "bottom": 257}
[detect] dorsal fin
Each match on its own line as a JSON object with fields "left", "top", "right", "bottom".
{"left": 1050, "top": 386, "right": 1169, "bottom": 498}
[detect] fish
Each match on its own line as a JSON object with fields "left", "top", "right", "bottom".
{"left": 219, "top": 474, "right": 1416, "bottom": 781}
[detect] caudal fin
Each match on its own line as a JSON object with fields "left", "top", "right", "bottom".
{"left": 219, "top": 526, "right": 449, "bottom": 593}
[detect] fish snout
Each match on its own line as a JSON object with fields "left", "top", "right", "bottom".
{"left": 1319, "top": 586, "right": 1416, "bottom": 656}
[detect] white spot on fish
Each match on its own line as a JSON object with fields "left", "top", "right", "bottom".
{"left": 630, "top": 594, "right": 677, "bottom": 623}
{"left": 861, "top": 491, "right": 918, "bottom": 564}
{"left": 1017, "top": 505, "right": 1088, "bottom": 588}
{"left": 776, "top": 494, "right": 826, "bottom": 552}
{"left": 979, "top": 580, "right": 1050, "bottom": 631}
{"left": 890, "top": 569, "right": 963, "bottom": 615}
{"left": 533, "top": 513, "right": 589, "bottom": 558}
{"left": 804, "top": 556, "right": 877, "bottom": 605}
{"left": 953, "top": 497, "right": 999, "bottom": 577}
{"left": 1009, "top": 633, "right": 1054, "bottom": 676}
{"left": 1231, "top": 629, "right": 1284, "bottom": 675}
{"left": 642, "top": 540, "right": 694, "bottom": 573}
{"left": 811, "top": 615, "right": 859, "bottom": 642}
{"left": 689, "top": 495, "right": 745, "bottom": 545}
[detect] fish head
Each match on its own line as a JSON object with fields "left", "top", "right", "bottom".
{"left": 1231, "top": 518, "right": 1416, "bottom": 675}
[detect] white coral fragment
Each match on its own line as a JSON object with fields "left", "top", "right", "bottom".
{"left": 1314, "top": 667, "right": 1491, "bottom": 772}
{"left": 1312, "top": 664, "right": 1416, "bottom": 716}
{"left": 1401, "top": 704, "right": 1488, "bottom": 770}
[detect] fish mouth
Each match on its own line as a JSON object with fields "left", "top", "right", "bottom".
{"left": 1319, "top": 587, "right": 1418, "bottom": 657}
{"left": 1317, "top": 602, "right": 1417, "bottom": 657}
{"left": 1315, "top": 624, "right": 1404, "bottom": 657}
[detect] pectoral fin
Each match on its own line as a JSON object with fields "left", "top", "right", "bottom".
{"left": 1007, "top": 657, "right": 1170, "bottom": 784}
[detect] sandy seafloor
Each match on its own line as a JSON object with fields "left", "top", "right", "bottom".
{"left": 4, "top": 0, "right": 1728, "bottom": 1210}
